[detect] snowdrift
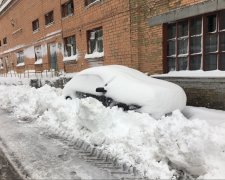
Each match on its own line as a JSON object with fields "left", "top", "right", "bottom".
{"left": 0, "top": 85, "right": 225, "bottom": 179}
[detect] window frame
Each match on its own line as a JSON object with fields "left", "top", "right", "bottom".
{"left": 32, "top": 19, "right": 39, "bottom": 32}
{"left": 0, "top": 58, "right": 3, "bottom": 69}
{"left": 87, "top": 27, "right": 103, "bottom": 54}
{"left": 45, "top": 10, "right": 54, "bottom": 26}
{"left": 164, "top": 10, "right": 225, "bottom": 72}
{"left": 17, "top": 51, "right": 24, "bottom": 64}
{"left": 34, "top": 46, "right": 42, "bottom": 61}
{"left": 61, "top": 0, "right": 74, "bottom": 18}
{"left": 64, "top": 35, "right": 76, "bottom": 57}
{"left": 3, "top": 37, "right": 7, "bottom": 45}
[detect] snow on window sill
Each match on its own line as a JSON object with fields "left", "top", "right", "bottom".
{"left": 85, "top": 52, "right": 104, "bottom": 59}
{"left": 85, "top": 0, "right": 101, "bottom": 8}
{"left": 34, "top": 58, "right": 43, "bottom": 65}
{"left": 63, "top": 55, "right": 78, "bottom": 62}
{"left": 33, "top": 29, "right": 40, "bottom": 34}
{"left": 62, "top": 13, "right": 74, "bottom": 20}
{"left": 16, "top": 62, "right": 25, "bottom": 67}
{"left": 45, "top": 22, "right": 54, "bottom": 28}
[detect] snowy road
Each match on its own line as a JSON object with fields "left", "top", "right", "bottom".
{"left": 0, "top": 109, "right": 118, "bottom": 180}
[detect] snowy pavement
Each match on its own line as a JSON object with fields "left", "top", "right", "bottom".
{"left": 0, "top": 109, "right": 118, "bottom": 180}
{"left": 0, "top": 84, "right": 225, "bottom": 179}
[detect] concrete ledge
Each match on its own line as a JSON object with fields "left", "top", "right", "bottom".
{"left": 155, "top": 76, "right": 225, "bottom": 110}
{"left": 149, "top": 0, "right": 225, "bottom": 26}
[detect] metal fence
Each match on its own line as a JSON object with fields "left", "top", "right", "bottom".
{"left": 0, "top": 63, "right": 60, "bottom": 78}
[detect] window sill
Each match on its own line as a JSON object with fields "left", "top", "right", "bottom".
{"left": 45, "top": 22, "right": 54, "bottom": 28}
{"left": 63, "top": 55, "right": 78, "bottom": 62}
{"left": 85, "top": 0, "right": 101, "bottom": 9}
{"left": 16, "top": 62, "right": 25, "bottom": 67}
{"left": 33, "top": 29, "right": 40, "bottom": 34}
{"left": 34, "top": 58, "right": 43, "bottom": 65}
{"left": 85, "top": 52, "right": 104, "bottom": 59}
{"left": 62, "top": 13, "right": 74, "bottom": 20}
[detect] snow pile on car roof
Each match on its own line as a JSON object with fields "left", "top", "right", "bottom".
{"left": 63, "top": 65, "right": 187, "bottom": 118}
{"left": 0, "top": 85, "right": 225, "bottom": 179}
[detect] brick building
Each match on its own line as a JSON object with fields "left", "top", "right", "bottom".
{"left": 0, "top": 0, "right": 225, "bottom": 75}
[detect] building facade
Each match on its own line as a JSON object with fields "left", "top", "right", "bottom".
{"left": 0, "top": 0, "right": 132, "bottom": 74}
{"left": 0, "top": 0, "right": 225, "bottom": 75}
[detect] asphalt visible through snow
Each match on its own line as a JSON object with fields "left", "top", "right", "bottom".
{"left": 0, "top": 109, "right": 118, "bottom": 180}
{"left": 0, "top": 149, "right": 22, "bottom": 180}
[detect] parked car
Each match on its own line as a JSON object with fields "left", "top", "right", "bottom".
{"left": 63, "top": 65, "right": 187, "bottom": 118}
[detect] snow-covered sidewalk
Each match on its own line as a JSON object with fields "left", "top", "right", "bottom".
{"left": 0, "top": 84, "right": 225, "bottom": 179}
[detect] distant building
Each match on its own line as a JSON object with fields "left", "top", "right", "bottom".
{"left": 0, "top": 0, "right": 224, "bottom": 75}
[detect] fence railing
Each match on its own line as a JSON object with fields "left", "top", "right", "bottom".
{"left": 0, "top": 63, "right": 60, "bottom": 78}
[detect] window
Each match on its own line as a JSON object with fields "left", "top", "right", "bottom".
{"left": 45, "top": 11, "right": 54, "bottom": 25}
{"left": 0, "top": 58, "right": 3, "bottom": 69}
{"left": 61, "top": 0, "right": 74, "bottom": 18}
{"left": 17, "top": 51, "right": 24, "bottom": 64}
{"left": 3, "top": 37, "right": 7, "bottom": 45}
{"left": 64, "top": 36, "right": 76, "bottom": 57}
{"left": 165, "top": 10, "right": 225, "bottom": 72}
{"left": 34, "top": 46, "right": 42, "bottom": 61}
{"left": 87, "top": 28, "right": 103, "bottom": 54}
{"left": 32, "top": 19, "right": 39, "bottom": 32}
{"left": 85, "top": 0, "right": 99, "bottom": 6}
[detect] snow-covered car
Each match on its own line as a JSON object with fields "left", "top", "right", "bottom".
{"left": 63, "top": 65, "right": 187, "bottom": 118}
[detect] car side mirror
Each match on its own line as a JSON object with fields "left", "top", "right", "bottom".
{"left": 96, "top": 87, "right": 107, "bottom": 93}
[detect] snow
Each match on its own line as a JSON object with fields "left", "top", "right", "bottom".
{"left": 0, "top": 0, "right": 12, "bottom": 13}
{"left": 45, "top": 30, "right": 62, "bottom": 38}
{"left": 63, "top": 65, "right": 187, "bottom": 118}
{"left": 24, "top": 46, "right": 35, "bottom": 59}
{"left": 63, "top": 55, "right": 78, "bottom": 62}
{"left": 153, "top": 70, "right": 225, "bottom": 77}
{"left": 0, "top": 84, "right": 224, "bottom": 179}
{"left": 16, "top": 62, "right": 25, "bottom": 67}
{"left": 86, "top": 0, "right": 101, "bottom": 8}
{"left": 85, "top": 51, "right": 104, "bottom": 59}
{"left": 34, "top": 58, "right": 43, "bottom": 65}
